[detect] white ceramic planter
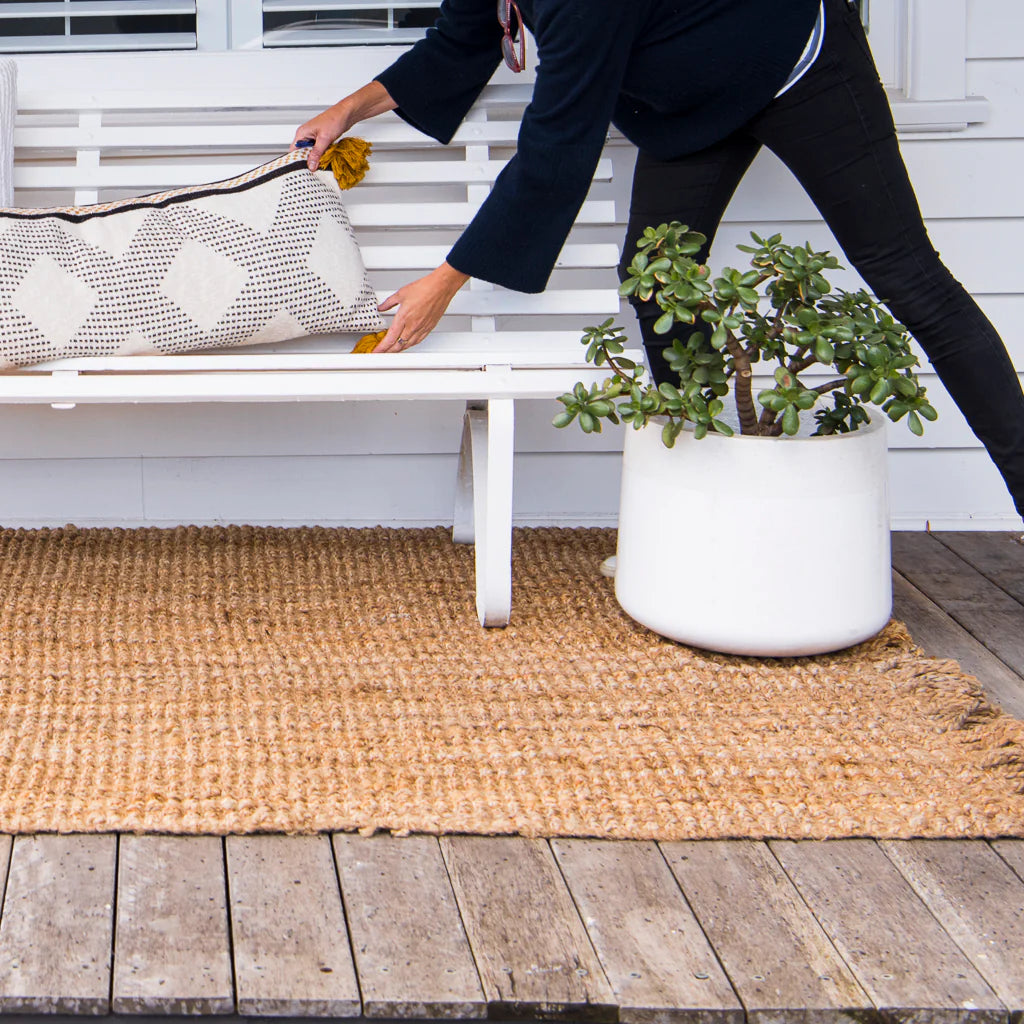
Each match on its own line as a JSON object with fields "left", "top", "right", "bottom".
{"left": 614, "top": 417, "right": 892, "bottom": 656}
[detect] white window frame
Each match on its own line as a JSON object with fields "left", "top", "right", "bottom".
{"left": 0, "top": 0, "right": 198, "bottom": 54}
{"left": 1, "top": 0, "right": 990, "bottom": 137}
{"left": 867, "top": 0, "right": 989, "bottom": 132}
{"left": 220, "top": 1, "right": 441, "bottom": 51}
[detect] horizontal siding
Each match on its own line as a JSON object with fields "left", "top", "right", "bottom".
{"left": 0, "top": 452, "right": 625, "bottom": 529}
{"left": 0, "top": 5, "right": 1021, "bottom": 530}
{"left": 714, "top": 140, "right": 1024, "bottom": 222}
{"left": 888, "top": 448, "right": 1021, "bottom": 528}
{"left": 0, "top": 449, "right": 1011, "bottom": 531}
{"left": 967, "top": 0, "right": 1024, "bottom": 60}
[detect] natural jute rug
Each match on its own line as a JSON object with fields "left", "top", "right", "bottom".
{"left": 0, "top": 525, "right": 1021, "bottom": 838}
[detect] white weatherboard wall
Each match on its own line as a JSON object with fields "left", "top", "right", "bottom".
{"left": 1, "top": 0, "right": 1021, "bottom": 531}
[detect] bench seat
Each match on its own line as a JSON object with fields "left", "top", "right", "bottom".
{"left": 5, "top": 84, "right": 641, "bottom": 626}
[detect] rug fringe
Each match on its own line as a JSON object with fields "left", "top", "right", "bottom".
{"left": 888, "top": 627, "right": 1024, "bottom": 796}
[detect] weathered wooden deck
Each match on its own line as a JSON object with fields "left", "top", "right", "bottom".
{"left": 0, "top": 531, "right": 1021, "bottom": 1023}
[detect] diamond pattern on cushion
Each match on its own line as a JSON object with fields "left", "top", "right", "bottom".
{"left": 190, "top": 174, "right": 286, "bottom": 236}
{"left": 69, "top": 207, "right": 150, "bottom": 260}
{"left": 245, "top": 308, "right": 308, "bottom": 348}
{"left": 159, "top": 237, "right": 251, "bottom": 333}
{"left": 10, "top": 254, "right": 99, "bottom": 346}
{"left": 308, "top": 211, "right": 363, "bottom": 307}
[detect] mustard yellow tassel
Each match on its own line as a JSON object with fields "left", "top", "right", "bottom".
{"left": 353, "top": 329, "right": 387, "bottom": 353}
{"left": 318, "top": 137, "right": 372, "bottom": 190}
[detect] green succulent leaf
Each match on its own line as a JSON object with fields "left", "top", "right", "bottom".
{"left": 814, "top": 338, "right": 835, "bottom": 363}
{"left": 782, "top": 404, "right": 800, "bottom": 435}
{"left": 869, "top": 379, "right": 891, "bottom": 405}
{"left": 653, "top": 311, "right": 675, "bottom": 335}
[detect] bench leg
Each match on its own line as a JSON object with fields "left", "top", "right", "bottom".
{"left": 451, "top": 399, "right": 514, "bottom": 627}
{"left": 452, "top": 404, "right": 478, "bottom": 545}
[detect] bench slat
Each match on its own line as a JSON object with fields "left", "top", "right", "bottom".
{"left": 438, "top": 289, "right": 620, "bottom": 316}
{"left": 6, "top": 332, "right": 634, "bottom": 372}
{"left": 14, "top": 83, "right": 535, "bottom": 113}
{"left": 0, "top": 366, "right": 627, "bottom": 403}
{"left": 14, "top": 158, "right": 613, "bottom": 191}
{"left": 14, "top": 119, "right": 532, "bottom": 151}
{"left": 361, "top": 243, "right": 620, "bottom": 270}
{"left": 5, "top": 195, "right": 617, "bottom": 231}
{"left": 350, "top": 199, "right": 615, "bottom": 227}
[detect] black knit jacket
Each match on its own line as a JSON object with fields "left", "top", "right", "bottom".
{"left": 376, "top": 0, "right": 820, "bottom": 293}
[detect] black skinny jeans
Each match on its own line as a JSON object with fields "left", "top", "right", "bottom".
{"left": 621, "top": 0, "right": 1024, "bottom": 518}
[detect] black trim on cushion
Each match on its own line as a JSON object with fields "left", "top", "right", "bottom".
{"left": 0, "top": 155, "right": 305, "bottom": 225}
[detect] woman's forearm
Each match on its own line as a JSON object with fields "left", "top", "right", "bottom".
{"left": 335, "top": 80, "right": 399, "bottom": 132}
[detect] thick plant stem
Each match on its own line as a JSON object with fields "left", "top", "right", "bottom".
{"left": 723, "top": 334, "right": 759, "bottom": 434}
{"left": 758, "top": 406, "right": 779, "bottom": 434}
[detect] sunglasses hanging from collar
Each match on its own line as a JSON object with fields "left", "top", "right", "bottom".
{"left": 497, "top": 0, "right": 526, "bottom": 72}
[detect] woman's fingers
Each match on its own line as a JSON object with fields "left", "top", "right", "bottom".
{"left": 374, "top": 292, "right": 407, "bottom": 353}
{"left": 291, "top": 106, "right": 348, "bottom": 169}
{"left": 376, "top": 314, "right": 408, "bottom": 353}
{"left": 375, "top": 283, "right": 437, "bottom": 352}
{"left": 292, "top": 128, "right": 334, "bottom": 170}
{"left": 375, "top": 266, "right": 471, "bottom": 354}
{"left": 375, "top": 309, "right": 431, "bottom": 352}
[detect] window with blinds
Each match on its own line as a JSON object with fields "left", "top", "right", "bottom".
{"left": 261, "top": 1, "right": 439, "bottom": 47}
{"left": 0, "top": 0, "right": 442, "bottom": 51}
{"left": 0, "top": 1, "right": 196, "bottom": 53}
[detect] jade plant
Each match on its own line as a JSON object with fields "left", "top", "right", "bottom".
{"left": 554, "top": 223, "right": 937, "bottom": 447}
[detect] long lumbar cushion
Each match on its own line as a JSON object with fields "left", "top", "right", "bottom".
{"left": 0, "top": 144, "right": 383, "bottom": 369}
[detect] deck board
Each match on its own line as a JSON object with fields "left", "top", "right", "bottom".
{"left": 879, "top": 840, "right": 1024, "bottom": 1024}
{"left": 891, "top": 532, "right": 1024, "bottom": 676}
{"left": 333, "top": 834, "right": 486, "bottom": 1020}
{"left": 441, "top": 836, "right": 617, "bottom": 1022}
{"left": 892, "top": 571, "right": 1024, "bottom": 717}
{"left": 0, "top": 836, "right": 9, "bottom": 905}
{"left": 771, "top": 839, "right": 1007, "bottom": 1024}
{"left": 112, "top": 835, "right": 234, "bottom": 1015}
{"left": 225, "top": 835, "right": 361, "bottom": 1018}
{"left": 933, "top": 533, "right": 1024, "bottom": 606}
{"left": 552, "top": 838, "right": 743, "bottom": 1024}
{"left": 660, "top": 840, "right": 873, "bottom": 1024}
{"left": 0, "top": 835, "right": 116, "bottom": 1015}
{"left": 991, "top": 841, "right": 1024, "bottom": 885}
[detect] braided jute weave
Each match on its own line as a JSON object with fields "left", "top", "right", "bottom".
{"left": 0, "top": 525, "right": 1021, "bottom": 839}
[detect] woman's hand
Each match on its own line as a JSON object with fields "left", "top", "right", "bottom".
{"left": 291, "top": 104, "right": 351, "bottom": 170}
{"left": 293, "top": 84, "right": 464, "bottom": 352}
{"left": 291, "top": 81, "right": 398, "bottom": 170}
{"left": 375, "top": 263, "right": 471, "bottom": 352}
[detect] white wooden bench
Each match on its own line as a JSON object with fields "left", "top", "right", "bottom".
{"left": 5, "top": 83, "right": 639, "bottom": 627}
